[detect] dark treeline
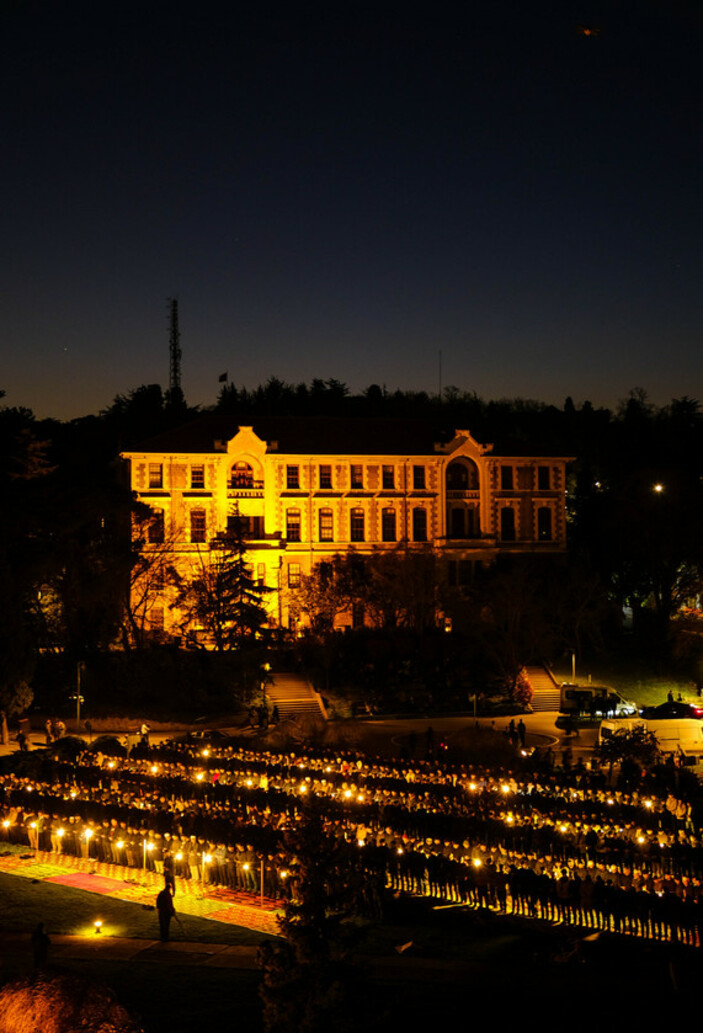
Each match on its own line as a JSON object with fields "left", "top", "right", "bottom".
{"left": 2, "top": 381, "right": 703, "bottom": 717}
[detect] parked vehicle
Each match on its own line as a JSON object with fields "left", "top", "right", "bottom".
{"left": 598, "top": 717, "right": 703, "bottom": 752}
{"left": 560, "top": 684, "right": 638, "bottom": 717}
{"left": 638, "top": 701, "right": 703, "bottom": 721}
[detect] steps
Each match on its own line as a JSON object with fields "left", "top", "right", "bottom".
{"left": 526, "top": 665, "right": 562, "bottom": 712}
{"left": 267, "top": 673, "right": 327, "bottom": 721}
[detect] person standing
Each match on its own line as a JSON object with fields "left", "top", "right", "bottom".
{"left": 156, "top": 886, "right": 175, "bottom": 941}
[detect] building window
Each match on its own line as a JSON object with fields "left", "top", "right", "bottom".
{"left": 537, "top": 507, "right": 553, "bottom": 540}
{"left": 319, "top": 464, "right": 332, "bottom": 489}
{"left": 231, "top": 462, "right": 254, "bottom": 489}
{"left": 149, "top": 605, "right": 165, "bottom": 631}
{"left": 450, "top": 508, "right": 464, "bottom": 539}
{"left": 500, "top": 507, "right": 516, "bottom": 541}
{"left": 319, "top": 508, "right": 334, "bottom": 542}
{"left": 191, "top": 465, "right": 205, "bottom": 489}
{"left": 350, "top": 464, "right": 363, "bottom": 489}
{"left": 190, "top": 509, "right": 206, "bottom": 543}
{"left": 382, "top": 465, "right": 395, "bottom": 490}
{"left": 381, "top": 508, "right": 396, "bottom": 542}
{"left": 446, "top": 459, "right": 479, "bottom": 491}
{"left": 412, "top": 507, "right": 427, "bottom": 542}
{"left": 257, "top": 562, "right": 266, "bottom": 588}
{"left": 413, "top": 465, "right": 426, "bottom": 490}
{"left": 538, "top": 466, "right": 551, "bottom": 490}
{"left": 501, "top": 466, "right": 513, "bottom": 490}
{"left": 350, "top": 508, "right": 365, "bottom": 542}
{"left": 467, "top": 506, "right": 479, "bottom": 538}
{"left": 148, "top": 509, "right": 165, "bottom": 544}
{"left": 148, "top": 463, "right": 163, "bottom": 489}
{"left": 286, "top": 509, "right": 301, "bottom": 542}
{"left": 288, "top": 563, "right": 301, "bottom": 588}
{"left": 286, "top": 465, "right": 300, "bottom": 490}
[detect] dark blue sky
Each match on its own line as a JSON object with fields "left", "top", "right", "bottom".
{"left": 3, "top": 0, "right": 703, "bottom": 419}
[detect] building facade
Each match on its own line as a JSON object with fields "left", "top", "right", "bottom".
{"left": 122, "top": 416, "right": 570, "bottom": 640}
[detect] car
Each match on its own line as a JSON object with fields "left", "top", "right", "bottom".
{"left": 638, "top": 701, "right": 703, "bottom": 721}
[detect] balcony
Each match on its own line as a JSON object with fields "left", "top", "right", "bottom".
{"left": 227, "top": 478, "right": 264, "bottom": 500}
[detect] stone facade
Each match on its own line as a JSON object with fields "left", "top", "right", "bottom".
{"left": 121, "top": 416, "right": 570, "bottom": 639}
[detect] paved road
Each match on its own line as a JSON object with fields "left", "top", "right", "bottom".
{"left": 0, "top": 711, "right": 599, "bottom": 763}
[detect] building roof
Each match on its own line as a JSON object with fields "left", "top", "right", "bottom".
{"left": 127, "top": 416, "right": 456, "bottom": 456}
{"left": 124, "top": 414, "right": 568, "bottom": 459}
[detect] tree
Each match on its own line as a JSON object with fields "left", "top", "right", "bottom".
{"left": 172, "top": 508, "right": 271, "bottom": 649}
{"left": 596, "top": 724, "right": 661, "bottom": 782}
{"left": 258, "top": 801, "right": 354, "bottom": 1033}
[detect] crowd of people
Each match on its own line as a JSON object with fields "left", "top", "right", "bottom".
{"left": 2, "top": 733, "right": 703, "bottom": 946}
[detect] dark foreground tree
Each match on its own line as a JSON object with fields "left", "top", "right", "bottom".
{"left": 258, "top": 802, "right": 357, "bottom": 1033}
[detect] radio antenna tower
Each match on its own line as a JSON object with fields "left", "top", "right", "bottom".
{"left": 165, "top": 297, "right": 185, "bottom": 410}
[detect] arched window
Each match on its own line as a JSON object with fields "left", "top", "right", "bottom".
{"left": 446, "top": 459, "right": 479, "bottom": 491}
{"left": 230, "top": 462, "right": 254, "bottom": 488}
{"left": 412, "top": 508, "right": 428, "bottom": 542}
{"left": 350, "top": 508, "right": 365, "bottom": 542}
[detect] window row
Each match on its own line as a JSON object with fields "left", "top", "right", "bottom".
{"left": 286, "top": 507, "right": 429, "bottom": 543}
{"left": 285, "top": 463, "right": 427, "bottom": 491}
{"left": 498, "top": 506, "right": 553, "bottom": 542}
{"left": 500, "top": 465, "right": 554, "bottom": 491}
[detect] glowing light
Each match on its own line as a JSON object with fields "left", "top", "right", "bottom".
{"left": 202, "top": 749, "right": 210, "bottom": 758}
{"left": 175, "top": 852, "right": 183, "bottom": 861}
{"left": 84, "top": 828, "right": 93, "bottom": 840}
{"left": 196, "top": 773, "right": 205, "bottom": 782}
{"left": 2, "top": 821, "right": 10, "bottom": 829}
{"left": 344, "top": 790, "right": 352, "bottom": 799}
{"left": 653, "top": 483, "right": 664, "bottom": 493}
{"left": 299, "top": 784, "right": 308, "bottom": 794}
{"left": 203, "top": 854, "right": 212, "bottom": 864}
{"left": 94, "top": 920, "right": 102, "bottom": 934}
{"left": 472, "top": 858, "right": 482, "bottom": 868}
{"left": 116, "top": 840, "right": 124, "bottom": 849}
{"left": 150, "top": 765, "right": 158, "bottom": 774}
{"left": 501, "top": 784, "right": 510, "bottom": 794}
{"left": 644, "top": 800, "right": 653, "bottom": 809}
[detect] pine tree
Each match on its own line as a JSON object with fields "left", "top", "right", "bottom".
{"left": 173, "top": 506, "right": 271, "bottom": 650}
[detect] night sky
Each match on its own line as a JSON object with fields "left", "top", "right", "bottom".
{"left": 4, "top": 0, "right": 703, "bottom": 420}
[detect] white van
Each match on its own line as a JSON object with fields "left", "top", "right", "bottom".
{"left": 598, "top": 717, "right": 703, "bottom": 752}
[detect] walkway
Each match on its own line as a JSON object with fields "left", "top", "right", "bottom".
{"left": 0, "top": 849, "right": 282, "bottom": 937}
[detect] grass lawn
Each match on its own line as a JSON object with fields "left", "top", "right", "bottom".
{"left": 1, "top": 873, "right": 699, "bottom": 1032}
{"left": 0, "top": 871, "right": 272, "bottom": 945}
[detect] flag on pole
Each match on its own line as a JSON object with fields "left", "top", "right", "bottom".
{"left": 218, "top": 371, "right": 228, "bottom": 383}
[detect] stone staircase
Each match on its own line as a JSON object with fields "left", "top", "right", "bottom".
{"left": 526, "top": 665, "right": 562, "bottom": 712}
{"left": 267, "top": 672, "right": 327, "bottom": 721}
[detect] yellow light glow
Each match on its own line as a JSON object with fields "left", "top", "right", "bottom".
{"left": 472, "top": 858, "right": 482, "bottom": 868}
{"left": 57, "top": 828, "right": 65, "bottom": 838}
{"left": 116, "top": 840, "right": 124, "bottom": 849}
{"left": 150, "top": 765, "right": 158, "bottom": 774}
{"left": 202, "top": 749, "right": 210, "bottom": 758}
{"left": 175, "top": 852, "right": 183, "bottom": 861}
{"left": 196, "top": 773, "right": 204, "bottom": 782}
{"left": 84, "top": 828, "right": 93, "bottom": 839}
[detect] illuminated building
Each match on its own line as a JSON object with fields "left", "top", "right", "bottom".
{"left": 122, "top": 416, "right": 570, "bottom": 639}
